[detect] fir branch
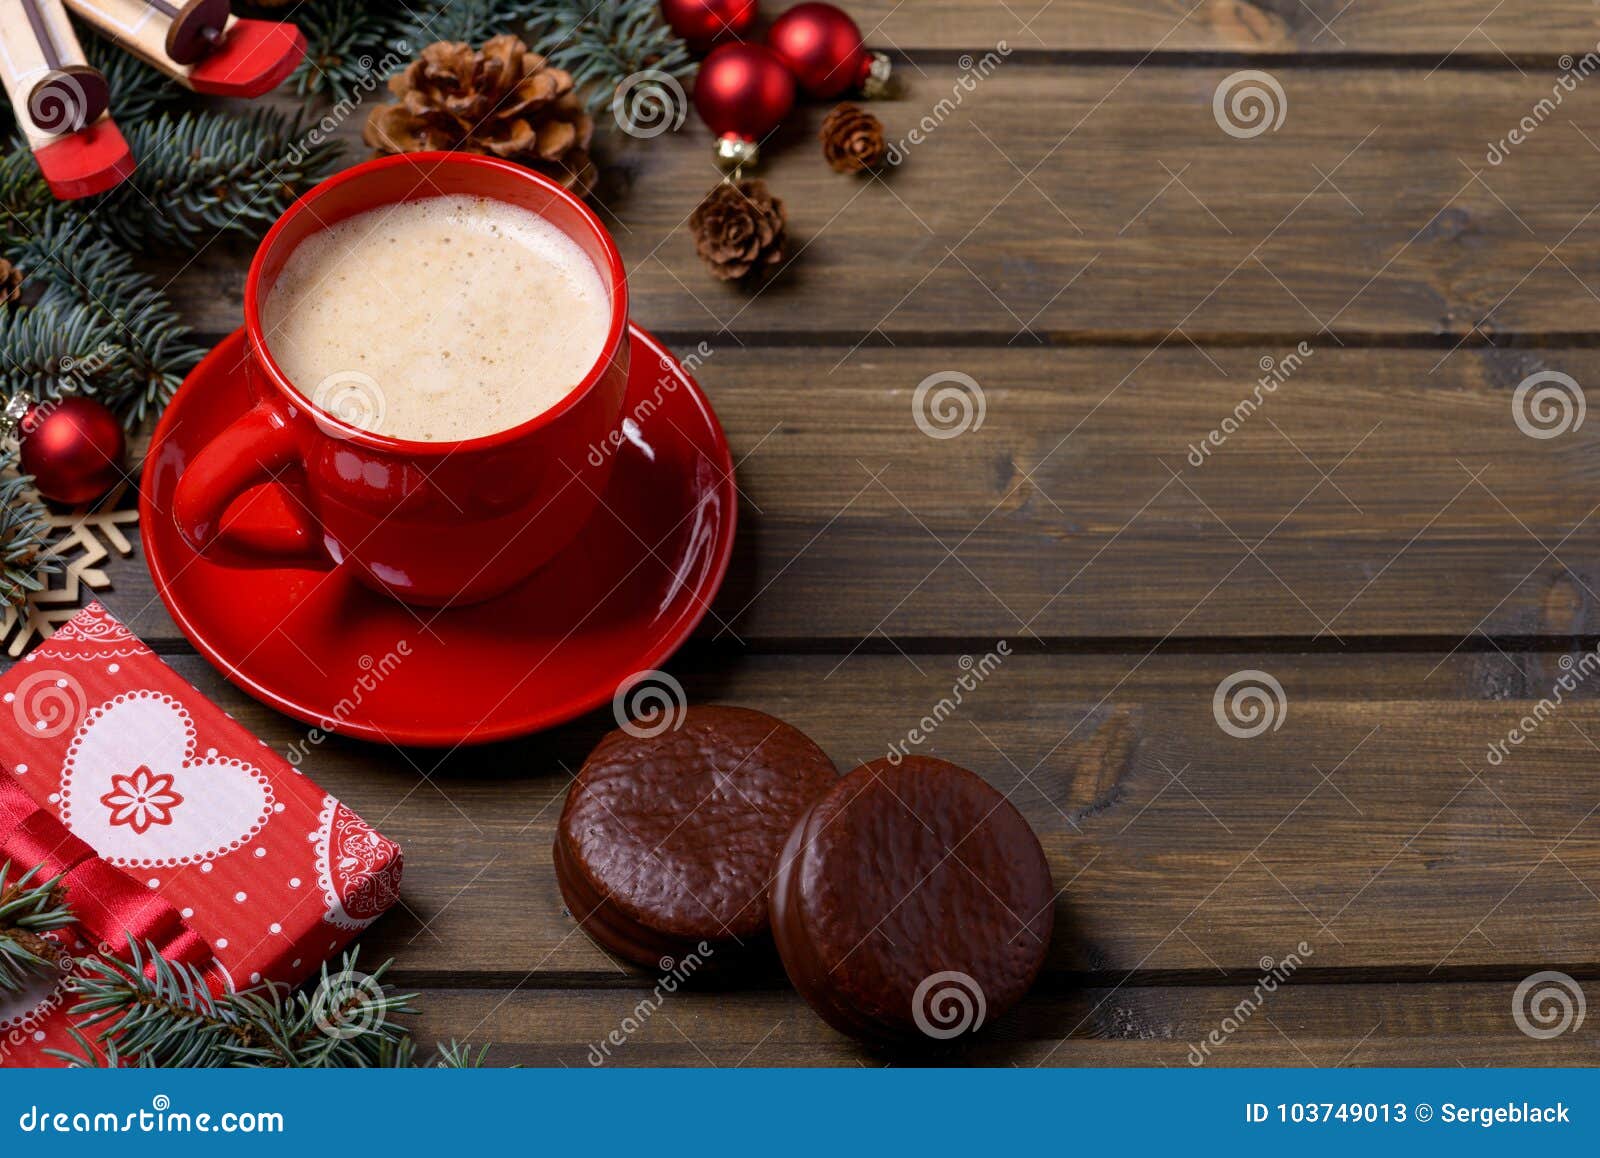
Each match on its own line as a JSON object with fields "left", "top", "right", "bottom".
{"left": 0, "top": 463, "right": 54, "bottom": 607}
{"left": 433, "top": 1039, "right": 495, "bottom": 1067}
{"left": 285, "top": 0, "right": 414, "bottom": 103}
{"left": 0, "top": 297, "right": 129, "bottom": 405}
{"left": 83, "top": 36, "right": 185, "bottom": 124}
{"left": 526, "top": 0, "right": 695, "bottom": 112}
{"left": 13, "top": 215, "right": 204, "bottom": 424}
{"left": 0, "top": 145, "right": 53, "bottom": 230}
{"left": 0, "top": 861, "right": 72, "bottom": 994}
{"left": 405, "top": 0, "right": 545, "bottom": 46}
{"left": 49, "top": 939, "right": 485, "bottom": 1068}
{"left": 94, "top": 108, "right": 343, "bottom": 249}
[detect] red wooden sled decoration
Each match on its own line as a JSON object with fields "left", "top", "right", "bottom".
{"left": 0, "top": 0, "right": 133, "bottom": 199}
{"left": 63, "top": 0, "right": 305, "bottom": 97}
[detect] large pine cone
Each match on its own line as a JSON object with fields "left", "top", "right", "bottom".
{"left": 689, "top": 179, "right": 787, "bottom": 284}
{"left": 364, "top": 35, "right": 596, "bottom": 195}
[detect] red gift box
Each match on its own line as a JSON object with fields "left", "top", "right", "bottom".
{"left": 0, "top": 603, "right": 403, "bottom": 1066}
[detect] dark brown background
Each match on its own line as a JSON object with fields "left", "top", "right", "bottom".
{"left": 27, "top": 0, "right": 1600, "bottom": 1064}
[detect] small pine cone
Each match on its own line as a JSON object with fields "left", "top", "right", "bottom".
{"left": 820, "top": 103, "right": 887, "bottom": 173}
{"left": 363, "top": 35, "right": 596, "bottom": 195}
{"left": 689, "top": 179, "right": 787, "bottom": 283}
{"left": 0, "top": 259, "right": 21, "bottom": 306}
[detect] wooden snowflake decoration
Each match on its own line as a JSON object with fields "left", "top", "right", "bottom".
{"left": 0, "top": 483, "right": 139, "bottom": 656}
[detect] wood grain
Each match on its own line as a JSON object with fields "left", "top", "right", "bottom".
{"left": 405, "top": 982, "right": 1591, "bottom": 1067}
{"left": 160, "top": 66, "right": 1600, "bottom": 342}
{"left": 123, "top": 649, "right": 1600, "bottom": 983}
{"left": 848, "top": 0, "right": 1599, "bottom": 57}
{"left": 110, "top": 347, "right": 1600, "bottom": 644}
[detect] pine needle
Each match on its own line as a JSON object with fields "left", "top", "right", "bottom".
{"left": 0, "top": 861, "right": 73, "bottom": 994}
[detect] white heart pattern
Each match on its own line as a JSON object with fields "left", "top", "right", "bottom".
{"left": 59, "top": 692, "right": 275, "bottom": 868}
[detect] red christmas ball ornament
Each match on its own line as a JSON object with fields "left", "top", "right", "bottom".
{"left": 693, "top": 43, "right": 797, "bottom": 170}
{"left": 766, "top": 2, "right": 891, "bottom": 100}
{"left": 660, "top": 0, "right": 757, "bottom": 51}
{"left": 18, "top": 395, "right": 126, "bottom": 505}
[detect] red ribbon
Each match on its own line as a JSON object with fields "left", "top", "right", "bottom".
{"left": 0, "top": 771, "right": 214, "bottom": 975}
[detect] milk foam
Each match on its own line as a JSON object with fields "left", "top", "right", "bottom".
{"left": 261, "top": 195, "right": 611, "bottom": 442}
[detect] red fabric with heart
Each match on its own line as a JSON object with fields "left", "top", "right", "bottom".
{"left": 0, "top": 603, "right": 403, "bottom": 1066}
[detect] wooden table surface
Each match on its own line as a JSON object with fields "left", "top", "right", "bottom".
{"left": 38, "top": 0, "right": 1600, "bottom": 1065}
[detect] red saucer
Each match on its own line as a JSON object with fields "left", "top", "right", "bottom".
{"left": 141, "top": 324, "right": 736, "bottom": 746}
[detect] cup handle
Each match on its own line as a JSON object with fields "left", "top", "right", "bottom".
{"left": 171, "top": 398, "right": 332, "bottom": 569}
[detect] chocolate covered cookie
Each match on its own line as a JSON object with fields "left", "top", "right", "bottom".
{"left": 770, "top": 756, "right": 1054, "bottom": 1045}
{"left": 556, "top": 705, "right": 837, "bottom": 968}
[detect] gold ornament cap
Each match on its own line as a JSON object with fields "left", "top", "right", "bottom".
{"left": 714, "top": 135, "right": 761, "bottom": 173}
{"left": 861, "top": 52, "right": 893, "bottom": 99}
{"left": 0, "top": 391, "right": 34, "bottom": 441}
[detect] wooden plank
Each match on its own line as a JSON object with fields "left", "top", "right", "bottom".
{"left": 160, "top": 66, "right": 1600, "bottom": 341}
{"left": 849, "top": 0, "right": 1598, "bottom": 57}
{"left": 405, "top": 982, "right": 1596, "bottom": 1067}
{"left": 108, "top": 347, "right": 1600, "bottom": 643}
{"left": 82, "top": 650, "right": 1600, "bottom": 981}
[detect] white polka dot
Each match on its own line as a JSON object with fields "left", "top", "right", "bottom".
{"left": 146, "top": 879, "right": 159, "bottom": 889}
{"left": 269, "top": 923, "right": 282, "bottom": 935}
{"left": 14, "top": 764, "right": 25, "bottom": 774}
{"left": 273, "top": 803, "right": 285, "bottom": 813}
{"left": 215, "top": 938, "right": 228, "bottom": 949}
{"left": 206, "top": 747, "right": 218, "bottom": 757}
{"left": 234, "top": 891, "right": 247, "bottom": 903}
{"left": 34, "top": 720, "right": 46, "bottom": 731}
{"left": 289, "top": 877, "right": 301, "bottom": 888}
{"left": 4, "top": 692, "right": 14, "bottom": 703}
{"left": 107, "top": 663, "right": 119, "bottom": 674}
{"left": 200, "top": 863, "right": 212, "bottom": 873}
{"left": 47, "top": 793, "right": 59, "bottom": 804}
{"left": 54, "top": 679, "right": 66, "bottom": 688}
{"left": 181, "top": 907, "right": 194, "bottom": 919}
{"left": 32, "top": 1030, "right": 44, "bottom": 1042}
{"left": 254, "top": 848, "right": 266, "bottom": 859}
{"left": 249, "top": 972, "right": 261, "bottom": 984}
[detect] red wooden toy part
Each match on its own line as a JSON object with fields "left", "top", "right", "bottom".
{"left": 187, "top": 18, "right": 305, "bottom": 97}
{"left": 63, "top": 1, "right": 306, "bottom": 97}
{"left": 34, "top": 116, "right": 134, "bottom": 199}
{"left": 0, "top": 0, "right": 134, "bottom": 199}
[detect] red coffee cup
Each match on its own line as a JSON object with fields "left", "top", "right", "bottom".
{"left": 171, "top": 152, "right": 630, "bottom": 607}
